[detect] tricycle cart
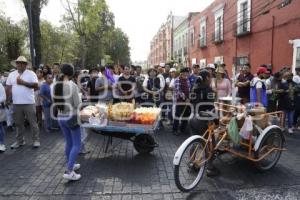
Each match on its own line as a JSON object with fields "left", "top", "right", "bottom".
{"left": 81, "top": 117, "right": 160, "bottom": 154}
{"left": 173, "top": 102, "right": 286, "bottom": 192}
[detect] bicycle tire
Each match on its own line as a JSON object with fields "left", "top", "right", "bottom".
{"left": 174, "top": 138, "right": 207, "bottom": 192}
{"left": 255, "top": 128, "right": 284, "bottom": 171}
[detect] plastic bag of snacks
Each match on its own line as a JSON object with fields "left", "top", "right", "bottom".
{"left": 239, "top": 116, "right": 253, "bottom": 140}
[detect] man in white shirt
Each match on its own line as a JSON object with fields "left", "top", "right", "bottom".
{"left": 6, "top": 56, "right": 40, "bottom": 149}
{"left": 293, "top": 66, "right": 300, "bottom": 84}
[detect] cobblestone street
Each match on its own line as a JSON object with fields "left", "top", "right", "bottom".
{"left": 0, "top": 124, "right": 300, "bottom": 200}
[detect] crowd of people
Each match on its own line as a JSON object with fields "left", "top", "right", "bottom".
{"left": 0, "top": 55, "right": 300, "bottom": 180}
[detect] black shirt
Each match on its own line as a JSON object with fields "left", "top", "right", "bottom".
{"left": 278, "top": 80, "right": 296, "bottom": 111}
{"left": 118, "top": 75, "right": 136, "bottom": 95}
{"left": 237, "top": 72, "right": 254, "bottom": 99}
{"left": 191, "top": 85, "right": 215, "bottom": 114}
{"left": 87, "top": 78, "right": 98, "bottom": 102}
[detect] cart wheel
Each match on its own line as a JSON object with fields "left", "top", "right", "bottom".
{"left": 134, "top": 134, "right": 156, "bottom": 154}
{"left": 255, "top": 128, "right": 284, "bottom": 171}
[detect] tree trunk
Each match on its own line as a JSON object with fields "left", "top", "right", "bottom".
{"left": 23, "top": 0, "right": 42, "bottom": 68}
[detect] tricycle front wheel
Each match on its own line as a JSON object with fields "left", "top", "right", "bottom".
{"left": 133, "top": 134, "right": 156, "bottom": 154}
{"left": 174, "top": 138, "right": 207, "bottom": 192}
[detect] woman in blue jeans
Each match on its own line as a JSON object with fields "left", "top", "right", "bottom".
{"left": 53, "top": 64, "right": 82, "bottom": 181}
{"left": 0, "top": 83, "right": 6, "bottom": 152}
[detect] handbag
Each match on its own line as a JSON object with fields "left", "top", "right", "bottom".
{"left": 67, "top": 115, "right": 80, "bottom": 129}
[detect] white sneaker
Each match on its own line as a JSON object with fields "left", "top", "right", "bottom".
{"left": 33, "top": 141, "right": 40, "bottom": 148}
{"left": 73, "top": 164, "right": 80, "bottom": 171}
{"left": 63, "top": 171, "right": 81, "bottom": 181}
{"left": 0, "top": 144, "right": 6, "bottom": 152}
{"left": 288, "top": 128, "right": 293, "bottom": 134}
{"left": 10, "top": 141, "right": 26, "bottom": 149}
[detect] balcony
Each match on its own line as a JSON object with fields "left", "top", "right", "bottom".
{"left": 212, "top": 32, "right": 223, "bottom": 44}
{"left": 234, "top": 18, "right": 251, "bottom": 37}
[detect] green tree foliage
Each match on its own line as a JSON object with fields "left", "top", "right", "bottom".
{"left": 0, "top": 0, "right": 131, "bottom": 71}
{"left": 0, "top": 14, "right": 26, "bottom": 72}
{"left": 40, "top": 21, "right": 79, "bottom": 65}
{"left": 62, "top": 0, "right": 130, "bottom": 68}
{"left": 107, "top": 28, "right": 131, "bottom": 65}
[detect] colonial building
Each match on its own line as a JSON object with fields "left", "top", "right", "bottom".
{"left": 148, "top": 13, "right": 185, "bottom": 66}
{"left": 187, "top": 0, "right": 300, "bottom": 74}
{"left": 173, "top": 16, "right": 188, "bottom": 65}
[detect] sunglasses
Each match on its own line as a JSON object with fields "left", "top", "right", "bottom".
{"left": 16, "top": 62, "right": 27, "bottom": 65}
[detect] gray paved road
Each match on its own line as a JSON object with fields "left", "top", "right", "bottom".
{"left": 0, "top": 124, "right": 300, "bottom": 200}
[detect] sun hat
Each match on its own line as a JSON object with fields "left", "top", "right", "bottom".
{"left": 215, "top": 67, "right": 225, "bottom": 74}
{"left": 10, "top": 56, "right": 31, "bottom": 67}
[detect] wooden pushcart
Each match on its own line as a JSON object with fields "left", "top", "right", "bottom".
{"left": 81, "top": 117, "right": 160, "bottom": 154}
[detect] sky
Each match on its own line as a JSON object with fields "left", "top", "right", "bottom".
{"left": 0, "top": 0, "right": 214, "bottom": 62}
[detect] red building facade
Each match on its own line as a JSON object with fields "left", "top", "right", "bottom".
{"left": 188, "top": 0, "right": 300, "bottom": 74}
{"left": 149, "top": 13, "right": 173, "bottom": 66}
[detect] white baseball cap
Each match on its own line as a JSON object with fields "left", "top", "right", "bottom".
{"left": 206, "top": 64, "right": 215, "bottom": 69}
{"left": 170, "top": 68, "right": 176, "bottom": 73}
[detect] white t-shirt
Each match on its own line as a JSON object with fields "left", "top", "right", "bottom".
{"left": 6, "top": 69, "right": 38, "bottom": 104}
{"left": 265, "top": 77, "right": 272, "bottom": 94}
{"left": 293, "top": 75, "right": 300, "bottom": 84}
{"left": 168, "top": 78, "right": 175, "bottom": 89}
{"left": 251, "top": 77, "right": 263, "bottom": 89}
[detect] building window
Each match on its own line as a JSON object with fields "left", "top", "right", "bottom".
{"left": 215, "top": 16, "right": 223, "bottom": 41}
{"left": 214, "top": 13, "right": 223, "bottom": 42}
{"left": 179, "top": 37, "right": 182, "bottom": 51}
{"left": 235, "top": 56, "right": 249, "bottom": 66}
{"left": 214, "top": 56, "right": 224, "bottom": 65}
{"left": 192, "top": 58, "right": 197, "bottom": 65}
{"left": 200, "top": 59, "right": 206, "bottom": 68}
{"left": 190, "top": 27, "right": 195, "bottom": 47}
{"left": 200, "top": 18, "right": 206, "bottom": 48}
{"left": 212, "top": 4, "right": 225, "bottom": 43}
{"left": 296, "top": 47, "right": 300, "bottom": 67}
{"left": 237, "top": 0, "right": 251, "bottom": 35}
{"left": 186, "top": 32, "right": 189, "bottom": 47}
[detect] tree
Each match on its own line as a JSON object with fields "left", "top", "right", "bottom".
{"left": 22, "top": 0, "right": 48, "bottom": 68}
{"left": 40, "top": 21, "right": 79, "bottom": 65}
{"left": 62, "top": 0, "right": 115, "bottom": 68}
{"left": 0, "top": 14, "right": 26, "bottom": 72}
{"left": 107, "top": 28, "right": 131, "bottom": 65}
